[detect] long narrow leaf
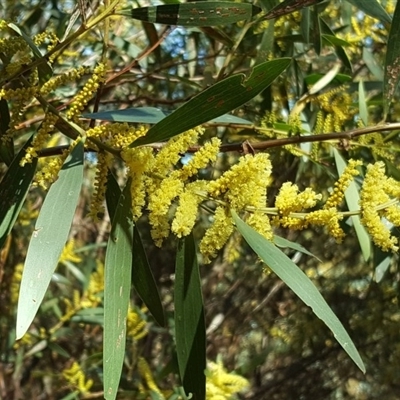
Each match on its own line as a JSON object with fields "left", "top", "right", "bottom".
{"left": 83, "top": 107, "right": 252, "bottom": 125}
{"left": 104, "top": 180, "right": 134, "bottom": 400}
{"left": 132, "top": 227, "right": 165, "bottom": 327}
{"left": 105, "top": 172, "right": 165, "bottom": 327}
{"left": 175, "top": 234, "right": 206, "bottom": 400}
{"left": 117, "top": 2, "right": 261, "bottom": 27}
{"left": 16, "top": 140, "right": 84, "bottom": 339}
{"left": 383, "top": 0, "right": 400, "bottom": 115}
{"left": 0, "top": 136, "right": 37, "bottom": 248}
{"left": 232, "top": 211, "right": 366, "bottom": 373}
{"left": 131, "top": 58, "right": 291, "bottom": 146}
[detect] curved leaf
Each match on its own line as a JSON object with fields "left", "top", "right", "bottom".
{"left": 0, "top": 136, "right": 37, "bottom": 248}
{"left": 232, "top": 211, "right": 366, "bottom": 374}
{"left": 16, "top": 140, "right": 84, "bottom": 339}
{"left": 175, "top": 234, "right": 206, "bottom": 400}
{"left": 131, "top": 58, "right": 291, "bottom": 146}
{"left": 117, "top": 2, "right": 261, "bottom": 27}
{"left": 104, "top": 179, "right": 134, "bottom": 400}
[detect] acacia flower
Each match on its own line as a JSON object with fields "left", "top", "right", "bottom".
{"left": 324, "top": 159, "right": 362, "bottom": 209}
{"left": 306, "top": 208, "right": 344, "bottom": 242}
{"left": 152, "top": 127, "right": 204, "bottom": 176}
{"left": 178, "top": 137, "right": 221, "bottom": 180}
{"left": 199, "top": 206, "right": 234, "bottom": 263}
{"left": 66, "top": 63, "right": 107, "bottom": 121}
{"left": 360, "top": 162, "right": 399, "bottom": 252}
{"left": 122, "top": 147, "right": 155, "bottom": 220}
{"left": 205, "top": 360, "right": 249, "bottom": 400}
{"left": 172, "top": 181, "right": 208, "bottom": 238}
{"left": 276, "top": 182, "right": 321, "bottom": 215}
{"left": 148, "top": 177, "right": 184, "bottom": 246}
{"left": 137, "top": 357, "right": 164, "bottom": 398}
{"left": 88, "top": 151, "right": 112, "bottom": 221}
{"left": 127, "top": 307, "right": 148, "bottom": 341}
{"left": 62, "top": 362, "right": 93, "bottom": 394}
{"left": 208, "top": 153, "right": 272, "bottom": 211}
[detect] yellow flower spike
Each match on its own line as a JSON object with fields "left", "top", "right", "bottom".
{"left": 34, "top": 154, "right": 66, "bottom": 189}
{"left": 172, "top": 181, "right": 209, "bottom": 238}
{"left": 66, "top": 63, "right": 107, "bottom": 122}
{"left": 205, "top": 361, "right": 249, "bottom": 400}
{"left": 10, "top": 263, "right": 24, "bottom": 305}
{"left": 306, "top": 208, "right": 345, "bottom": 242}
{"left": 148, "top": 213, "right": 171, "bottom": 247}
{"left": 178, "top": 137, "right": 221, "bottom": 180}
{"left": 126, "top": 307, "right": 148, "bottom": 340}
{"left": 360, "top": 162, "right": 398, "bottom": 252}
{"left": 246, "top": 212, "right": 273, "bottom": 241}
{"left": 59, "top": 239, "right": 82, "bottom": 264}
{"left": 88, "top": 151, "right": 112, "bottom": 221}
{"left": 276, "top": 182, "right": 322, "bottom": 215}
{"left": 324, "top": 159, "right": 362, "bottom": 209}
{"left": 209, "top": 153, "right": 272, "bottom": 211}
{"left": 152, "top": 127, "right": 204, "bottom": 176}
{"left": 62, "top": 362, "right": 93, "bottom": 394}
{"left": 199, "top": 206, "right": 235, "bottom": 264}
{"left": 105, "top": 123, "right": 148, "bottom": 148}
{"left": 81, "top": 261, "right": 104, "bottom": 308}
{"left": 40, "top": 66, "right": 88, "bottom": 96}
{"left": 122, "top": 147, "right": 155, "bottom": 220}
{"left": 21, "top": 112, "right": 58, "bottom": 176}
{"left": 137, "top": 357, "right": 164, "bottom": 397}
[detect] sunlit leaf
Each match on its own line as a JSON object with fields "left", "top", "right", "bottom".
{"left": 175, "top": 234, "right": 206, "bottom": 400}
{"left": 117, "top": 2, "right": 261, "bottom": 26}
{"left": 105, "top": 172, "right": 165, "bottom": 327}
{"left": 16, "top": 141, "right": 84, "bottom": 339}
{"left": 104, "top": 179, "right": 134, "bottom": 400}
{"left": 83, "top": 107, "right": 252, "bottom": 126}
{"left": 383, "top": 0, "right": 400, "bottom": 115}
{"left": 232, "top": 211, "right": 366, "bottom": 374}
{"left": 130, "top": 58, "right": 291, "bottom": 146}
{"left": 0, "top": 136, "right": 37, "bottom": 248}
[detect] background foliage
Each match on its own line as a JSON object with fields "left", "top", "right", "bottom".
{"left": 2, "top": 0, "right": 400, "bottom": 399}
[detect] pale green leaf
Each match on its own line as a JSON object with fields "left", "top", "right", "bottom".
{"left": 16, "top": 141, "right": 84, "bottom": 339}
{"left": 232, "top": 211, "right": 366, "bottom": 373}
{"left": 104, "top": 180, "right": 134, "bottom": 400}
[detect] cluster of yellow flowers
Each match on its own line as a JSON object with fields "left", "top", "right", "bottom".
{"left": 136, "top": 357, "right": 249, "bottom": 400}
{"left": 81, "top": 117, "right": 400, "bottom": 262}
{"left": 62, "top": 361, "right": 93, "bottom": 394}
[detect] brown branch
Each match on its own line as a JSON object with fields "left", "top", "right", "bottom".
{"left": 36, "top": 122, "right": 400, "bottom": 158}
